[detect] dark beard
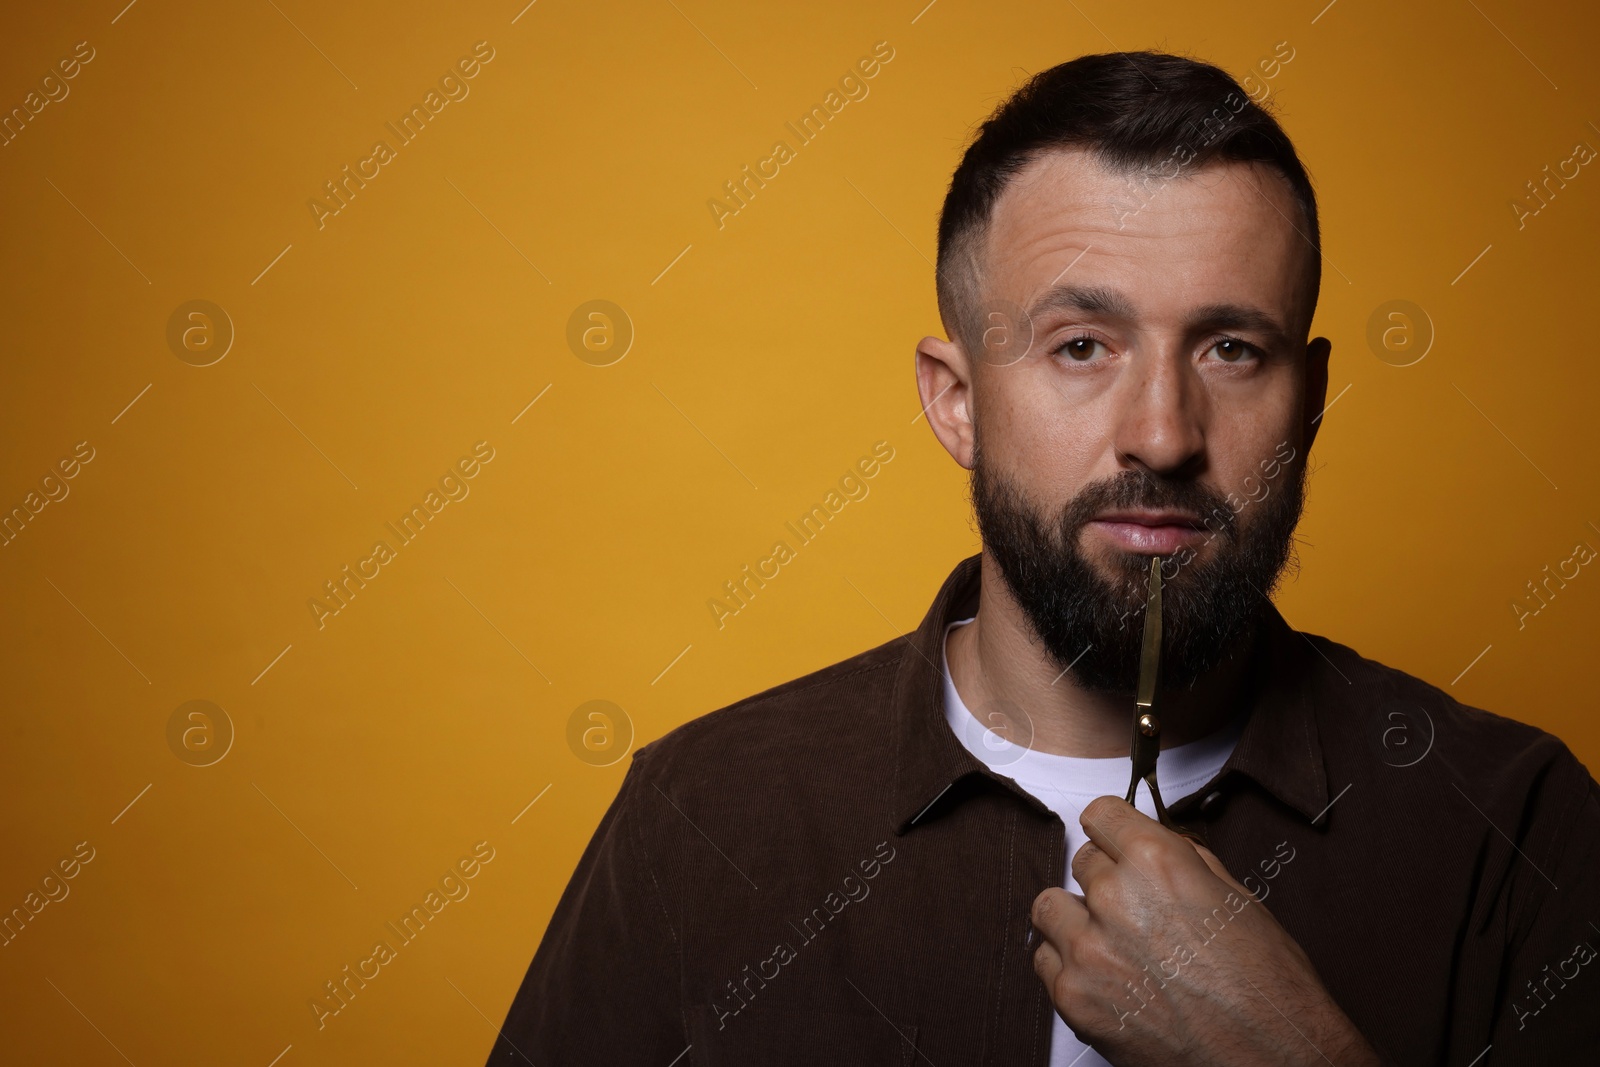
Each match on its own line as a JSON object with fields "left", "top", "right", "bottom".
{"left": 970, "top": 439, "right": 1306, "bottom": 693}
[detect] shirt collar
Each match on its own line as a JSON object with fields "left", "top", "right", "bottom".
{"left": 889, "top": 553, "right": 1331, "bottom": 833}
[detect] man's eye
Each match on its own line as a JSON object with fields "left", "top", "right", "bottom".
{"left": 1208, "top": 339, "right": 1256, "bottom": 363}
{"left": 1056, "top": 337, "right": 1105, "bottom": 361}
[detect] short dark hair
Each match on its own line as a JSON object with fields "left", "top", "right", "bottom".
{"left": 935, "top": 51, "right": 1321, "bottom": 355}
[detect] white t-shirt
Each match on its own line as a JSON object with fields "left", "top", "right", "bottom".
{"left": 941, "top": 617, "right": 1242, "bottom": 1067}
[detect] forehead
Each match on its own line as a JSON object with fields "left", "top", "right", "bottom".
{"left": 977, "top": 147, "right": 1314, "bottom": 333}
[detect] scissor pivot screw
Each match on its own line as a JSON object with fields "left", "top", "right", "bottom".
{"left": 1138, "top": 713, "right": 1159, "bottom": 737}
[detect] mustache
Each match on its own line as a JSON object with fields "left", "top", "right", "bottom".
{"left": 1058, "top": 470, "right": 1236, "bottom": 542}
{"left": 968, "top": 443, "right": 1307, "bottom": 691}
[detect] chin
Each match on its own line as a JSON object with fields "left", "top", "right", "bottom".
{"left": 1080, "top": 540, "right": 1162, "bottom": 582}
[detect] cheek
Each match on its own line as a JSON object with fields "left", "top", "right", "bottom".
{"left": 1206, "top": 384, "right": 1301, "bottom": 489}
{"left": 980, "top": 366, "right": 1109, "bottom": 502}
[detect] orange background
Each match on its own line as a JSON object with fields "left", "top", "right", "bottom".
{"left": 2, "top": 0, "right": 1597, "bottom": 1063}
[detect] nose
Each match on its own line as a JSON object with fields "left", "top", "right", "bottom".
{"left": 1108, "top": 348, "right": 1207, "bottom": 478}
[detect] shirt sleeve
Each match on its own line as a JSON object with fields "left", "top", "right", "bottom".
{"left": 1485, "top": 747, "right": 1600, "bottom": 1061}
{"left": 487, "top": 749, "right": 686, "bottom": 1065}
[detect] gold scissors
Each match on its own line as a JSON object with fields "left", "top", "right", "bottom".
{"left": 1124, "top": 556, "right": 1178, "bottom": 830}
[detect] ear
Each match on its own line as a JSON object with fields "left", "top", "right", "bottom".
{"left": 1301, "top": 335, "right": 1331, "bottom": 454}
{"left": 915, "top": 333, "right": 977, "bottom": 469}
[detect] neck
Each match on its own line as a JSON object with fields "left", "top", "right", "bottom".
{"left": 945, "top": 553, "right": 1255, "bottom": 758}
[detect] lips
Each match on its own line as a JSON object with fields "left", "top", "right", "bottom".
{"left": 1084, "top": 509, "right": 1209, "bottom": 555}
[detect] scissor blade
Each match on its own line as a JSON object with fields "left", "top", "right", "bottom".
{"left": 1135, "top": 556, "right": 1162, "bottom": 709}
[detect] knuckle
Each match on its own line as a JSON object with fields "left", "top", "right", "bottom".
{"left": 1033, "top": 888, "right": 1058, "bottom": 923}
{"left": 1127, "top": 835, "right": 1165, "bottom": 869}
{"left": 1053, "top": 974, "right": 1083, "bottom": 1019}
{"left": 1081, "top": 874, "right": 1111, "bottom": 907}
{"left": 1083, "top": 795, "right": 1118, "bottom": 822}
{"left": 1070, "top": 844, "right": 1098, "bottom": 877}
{"left": 1086, "top": 934, "right": 1121, "bottom": 972}
{"left": 1083, "top": 876, "right": 1135, "bottom": 920}
{"left": 1031, "top": 942, "right": 1054, "bottom": 979}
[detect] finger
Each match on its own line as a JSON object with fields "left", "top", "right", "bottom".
{"left": 1078, "top": 794, "right": 1155, "bottom": 864}
{"left": 1069, "top": 839, "right": 1114, "bottom": 891}
{"left": 1031, "top": 931, "right": 1063, "bottom": 990}
{"left": 1030, "top": 885, "right": 1089, "bottom": 949}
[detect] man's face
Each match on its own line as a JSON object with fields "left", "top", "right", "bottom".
{"left": 955, "top": 148, "right": 1327, "bottom": 691}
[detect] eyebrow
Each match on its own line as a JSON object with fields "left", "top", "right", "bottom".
{"left": 1025, "top": 284, "right": 1292, "bottom": 349}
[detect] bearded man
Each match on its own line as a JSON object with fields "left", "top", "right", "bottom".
{"left": 490, "top": 51, "right": 1600, "bottom": 1066}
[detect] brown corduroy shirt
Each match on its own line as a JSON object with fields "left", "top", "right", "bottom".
{"left": 490, "top": 554, "right": 1600, "bottom": 1065}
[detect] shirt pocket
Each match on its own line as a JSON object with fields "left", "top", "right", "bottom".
{"left": 688, "top": 1004, "right": 920, "bottom": 1066}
